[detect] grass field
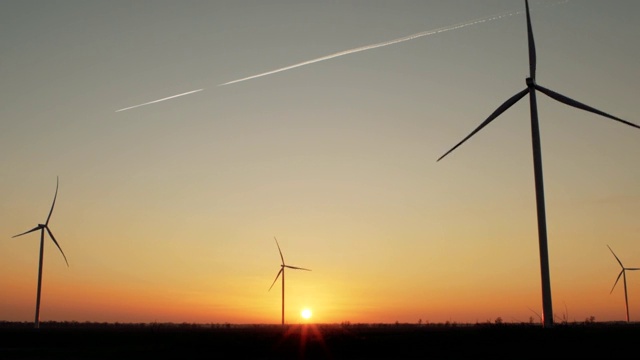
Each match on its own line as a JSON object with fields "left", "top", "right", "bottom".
{"left": 1, "top": 321, "right": 638, "bottom": 359}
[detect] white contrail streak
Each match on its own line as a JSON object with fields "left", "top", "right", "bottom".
{"left": 115, "top": 89, "right": 204, "bottom": 112}
{"left": 116, "top": 3, "right": 546, "bottom": 112}
{"left": 218, "top": 10, "right": 521, "bottom": 87}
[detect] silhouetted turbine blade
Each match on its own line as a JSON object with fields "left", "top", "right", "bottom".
{"left": 611, "top": 270, "right": 623, "bottom": 294}
{"left": 274, "top": 237, "right": 285, "bottom": 265}
{"left": 12, "top": 226, "right": 43, "bottom": 238}
{"left": 535, "top": 85, "right": 640, "bottom": 129}
{"left": 525, "top": 0, "right": 536, "bottom": 80}
{"left": 285, "top": 265, "right": 311, "bottom": 271}
{"left": 626, "top": 268, "right": 640, "bottom": 271}
{"left": 269, "top": 268, "right": 283, "bottom": 291}
{"left": 46, "top": 177, "right": 59, "bottom": 226}
{"left": 437, "top": 88, "right": 529, "bottom": 162}
{"left": 46, "top": 227, "right": 69, "bottom": 267}
{"left": 607, "top": 245, "right": 624, "bottom": 268}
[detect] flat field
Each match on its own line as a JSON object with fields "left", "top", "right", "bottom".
{"left": 1, "top": 321, "right": 638, "bottom": 359}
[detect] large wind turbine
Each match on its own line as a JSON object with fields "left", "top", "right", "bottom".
{"left": 268, "top": 237, "right": 311, "bottom": 326}
{"left": 437, "top": 0, "right": 640, "bottom": 328}
{"left": 12, "top": 176, "right": 69, "bottom": 329}
{"left": 607, "top": 245, "right": 640, "bottom": 323}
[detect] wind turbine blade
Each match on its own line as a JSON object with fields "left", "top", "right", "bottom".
{"left": 607, "top": 245, "right": 624, "bottom": 268}
{"left": 611, "top": 270, "right": 623, "bottom": 294}
{"left": 285, "top": 265, "right": 311, "bottom": 271}
{"left": 525, "top": 0, "right": 536, "bottom": 79}
{"left": 626, "top": 268, "right": 640, "bottom": 271}
{"left": 437, "top": 88, "right": 528, "bottom": 162}
{"left": 12, "top": 225, "right": 42, "bottom": 238}
{"left": 46, "top": 227, "right": 69, "bottom": 267}
{"left": 46, "top": 177, "right": 59, "bottom": 226}
{"left": 269, "top": 269, "right": 283, "bottom": 291}
{"left": 535, "top": 85, "right": 640, "bottom": 129}
{"left": 274, "top": 237, "right": 285, "bottom": 265}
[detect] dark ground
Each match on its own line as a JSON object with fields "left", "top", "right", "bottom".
{"left": 1, "top": 321, "right": 638, "bottom": 359}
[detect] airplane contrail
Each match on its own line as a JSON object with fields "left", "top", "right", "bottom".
{"left": 117, "top": 4, "right": 544, "bottom": 112}
{"left": 218, "top": 10, "right": 522, "bottom": 87}
{"left": 115, "top": 89, "right": 204, "bottom": 112}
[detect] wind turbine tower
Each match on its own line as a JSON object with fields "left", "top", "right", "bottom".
{"left": 12, "top": 177, "right": 69, "bottom": 329}
{"left": 269, "top": 237, "right": 311, "bottom": 326}
{"left": 437, "top": 1, "right": 639, "bottom": 328}
{"left": 607, "top": 245, "right": 640, "bottom": 323}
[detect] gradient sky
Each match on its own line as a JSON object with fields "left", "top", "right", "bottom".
{"left": 1, "top": 0, "right": 639, "bottom": 325}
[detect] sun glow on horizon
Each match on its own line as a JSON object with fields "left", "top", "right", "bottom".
{"left": 301, "top": 308, "right": 312, "bottom": 320}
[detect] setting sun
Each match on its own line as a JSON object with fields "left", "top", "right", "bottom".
{"left": 301, "top": 308, "right": 312, "bottom": 320}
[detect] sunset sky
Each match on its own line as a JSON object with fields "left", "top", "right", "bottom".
{"left": 1, "top": 0, "right": 639, "bottom": 325}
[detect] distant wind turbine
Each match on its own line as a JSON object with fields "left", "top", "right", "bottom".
{"left": 268, "top": 237, "right": 311, "bottom": 326}
{"left": 607, "top": 245, "right": 640, "bottom": 323}
{"left": 437, "top": 0, "right": 640, "bottom": 328}
{"left": 12, "top": 176, "right": 69, "bottom": 329}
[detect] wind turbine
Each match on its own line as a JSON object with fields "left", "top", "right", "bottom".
{"left": 437, "top": 0, "right": 640, "bottom": 328}
{"left": 12, "top": 176, "right": 69, "bottom": 329}
{"left": 268, "top": 237, "right": 311, "bottom": 326}
{"left": 607, "top": 245, "right": 640, "bottom": 323}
